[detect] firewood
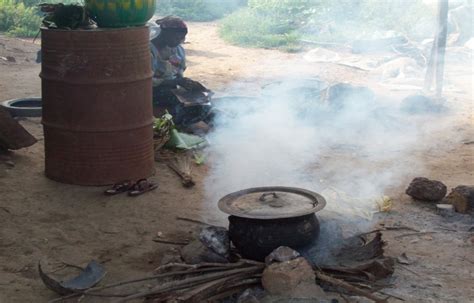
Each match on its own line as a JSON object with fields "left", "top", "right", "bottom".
{"left": 315, "top": 270, "right": 388, "bottom": 303}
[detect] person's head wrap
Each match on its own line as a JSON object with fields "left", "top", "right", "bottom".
{"left": 156, "top": 16, "right": 188, "bottom": 34}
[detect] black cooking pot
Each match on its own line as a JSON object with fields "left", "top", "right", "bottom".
{"left": 229, "top": 214, "right": 320, "bottom": 261}
{"left": 218, "top": 187, "right": 326, "bottom": 261}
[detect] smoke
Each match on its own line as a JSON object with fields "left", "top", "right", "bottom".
{"left": 203, "top": 73, "right": 451, "bottom": 225}
{"left": 196, "top": 1, "right": 470, "bottom": 265}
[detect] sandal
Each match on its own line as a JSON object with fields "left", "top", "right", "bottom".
{"left": 128, "top": 179, "right": 158, "bottom": 197}
{"left": 104, "top": 180, "right": 134, "bottom": 195}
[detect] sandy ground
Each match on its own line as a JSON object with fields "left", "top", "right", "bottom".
{"left": 0, "top": 22, "right": 473, "bottom": 303}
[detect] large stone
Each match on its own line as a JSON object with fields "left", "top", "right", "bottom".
{"left": 406, "top": 177, "right": 447, "bottom": 201}
{"left": 262, "top": 257, "right": 326, "bottom": 299}
{"left": 265, "top": 246, "right": 300, "bottom": 265}
{"left": 180, "top": 240, "right": 228, "bottom": 264}
{"left": 199, "top": 226, "right": 230, "bottom": 258}
{"left": 452, "top": 185, "right": 474, "bottom": 205}
{"left": 443, "top": 187, "right": 473, "bottom": 213}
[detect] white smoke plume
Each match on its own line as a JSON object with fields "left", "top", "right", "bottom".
{"left": 203, "top": 71, "right": 454, "bottom": 224}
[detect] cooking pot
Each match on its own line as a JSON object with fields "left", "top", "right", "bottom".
{"left": 218, "top": 187, "right": 326, "bottom": 261}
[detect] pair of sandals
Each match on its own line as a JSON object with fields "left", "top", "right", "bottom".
{"left": 104, "top": 179, "right": 158, "bottom": 197}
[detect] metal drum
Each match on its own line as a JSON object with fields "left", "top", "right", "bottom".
{"left": 41, "top": 27, "right": 154, "bottom": 185}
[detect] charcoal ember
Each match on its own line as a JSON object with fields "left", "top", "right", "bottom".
{"left": 406, "top": 177, "right": 447, "bottom": 201}
{"left": 199, "top": 226, "right": 230, "bottom": 258}
{"left": 180, "top": 240, "right": 228, "bottom": 264}
{"left": 262, "top": 257, "right": 325, "bottom": 298}
{"left": 265, "top": 246, "right": 301, "bottom": 265}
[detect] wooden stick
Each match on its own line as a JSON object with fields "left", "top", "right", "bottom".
{"left": 202, "top": 278, "right": 261, "bottom": 301}
{"left": 175, "top": 274, "right": 257, "bottom": 301}
{"left": 152, "top": 238, "right": 189, "bottom": 245}
{"left": 176, "top": 216, "right": 211, "bottom": 226}
{"left": 116, "top": 266, "right": 263, "bottom": 302}
{"left": 48, "top": 266, "right": 243, "bottom": 303}
{"left": 315, "top": 271, "right": 388, "bottom": 303}
{"left": 154, "top": 260, "right": 255, "bottom": 273}
{"left": 167, "top": 162, "right": 195, "bottom": 188}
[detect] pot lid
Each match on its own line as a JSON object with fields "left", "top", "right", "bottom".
{"left": 218, "top": 186, "right": 326, "bottom": 219}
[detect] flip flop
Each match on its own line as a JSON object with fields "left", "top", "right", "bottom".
{"left": 104, "top": 180, "right": 134, "bottom": 195}
{"left": 128, "top": 179, "right": 158, "bottom": 197}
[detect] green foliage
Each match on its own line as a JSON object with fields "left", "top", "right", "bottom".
{"left": 0, "top": 0, "right": 41, "bottom": 37}
{"left": 156, "top": 0, "right": 243, "bottom": 21}
{"left": 219, "top": 8, "right": 300, "bottom": 49}
{"left": 0, "top": 0, "right": 84, "bottom": 37}
{"left": 219, "top": 0, "right": 435, "bottom": 50}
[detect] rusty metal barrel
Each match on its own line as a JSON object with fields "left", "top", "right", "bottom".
{"left": 41, "top": 27, "right": 154, "bottom": 185}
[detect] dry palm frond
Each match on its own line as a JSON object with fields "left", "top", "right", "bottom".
{"left": 168, "top": 152, "right": 195, "bottom": 188}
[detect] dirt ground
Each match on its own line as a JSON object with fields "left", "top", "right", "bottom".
{"left": 0, "top": 22, "right": 473, "bottom": 303}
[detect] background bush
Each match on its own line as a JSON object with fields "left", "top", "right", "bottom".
{"left": 0, "top": 0, "right": 41, "bottom": 37}
{"left": 219, "top": 0, "right": 436, "bottom": 50}
{"left": 156, "top": 0, "right": 244, "bottom": 21}
{"left": 0, "top": 0, "right": 83, "bottom": 37}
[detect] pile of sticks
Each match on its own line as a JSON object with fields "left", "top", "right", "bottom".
{"left": 48, "top": 259, "right": 395, "bottom": 303}
{"left": 48, "top": 260, "right": 263, "bottom": 303}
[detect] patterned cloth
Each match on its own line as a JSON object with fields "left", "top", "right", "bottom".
{"left": 150, "top": 42, "right": 186, "bottom": 86}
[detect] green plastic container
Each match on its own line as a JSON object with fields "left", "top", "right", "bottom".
{"left": 86, "top": 0, "right": 156, "bottom": 28}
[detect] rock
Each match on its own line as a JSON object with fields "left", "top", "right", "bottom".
{"left": 199, "top": 226, "right": 230, "bottom": 258}
{"left": 406, "top": 177, "right": 447, "bottom": 201}
{"left": 4, "top": 160, "right": 15, "bottom": 168}
{"left": 441, "top": 185, "right": 474, "bottom": 214}
{"left": 451, "top": 185, "right": 474, "bottom": 205}
{"left": 444, "top": 191, "right": 470, "bottom": 213}
{"left": 180, "top": 240, "right": 228, "bottom": 265}
{"left": 262, "top": 257, "right": 325, "bottom": 298}
{"left": 265, "top": 246, "right": 300, "bottom": 265}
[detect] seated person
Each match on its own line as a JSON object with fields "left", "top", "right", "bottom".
{"left": 149, "top": 16, "right": 212, "bottom": 128}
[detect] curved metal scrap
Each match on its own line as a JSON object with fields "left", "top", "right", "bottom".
{"left": 38, "top": 260, "right": 106, "bottom": 295}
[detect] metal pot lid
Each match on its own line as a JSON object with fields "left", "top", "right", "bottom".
{"left": 218, "top": 186, "right": 326, "bottom": 219}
